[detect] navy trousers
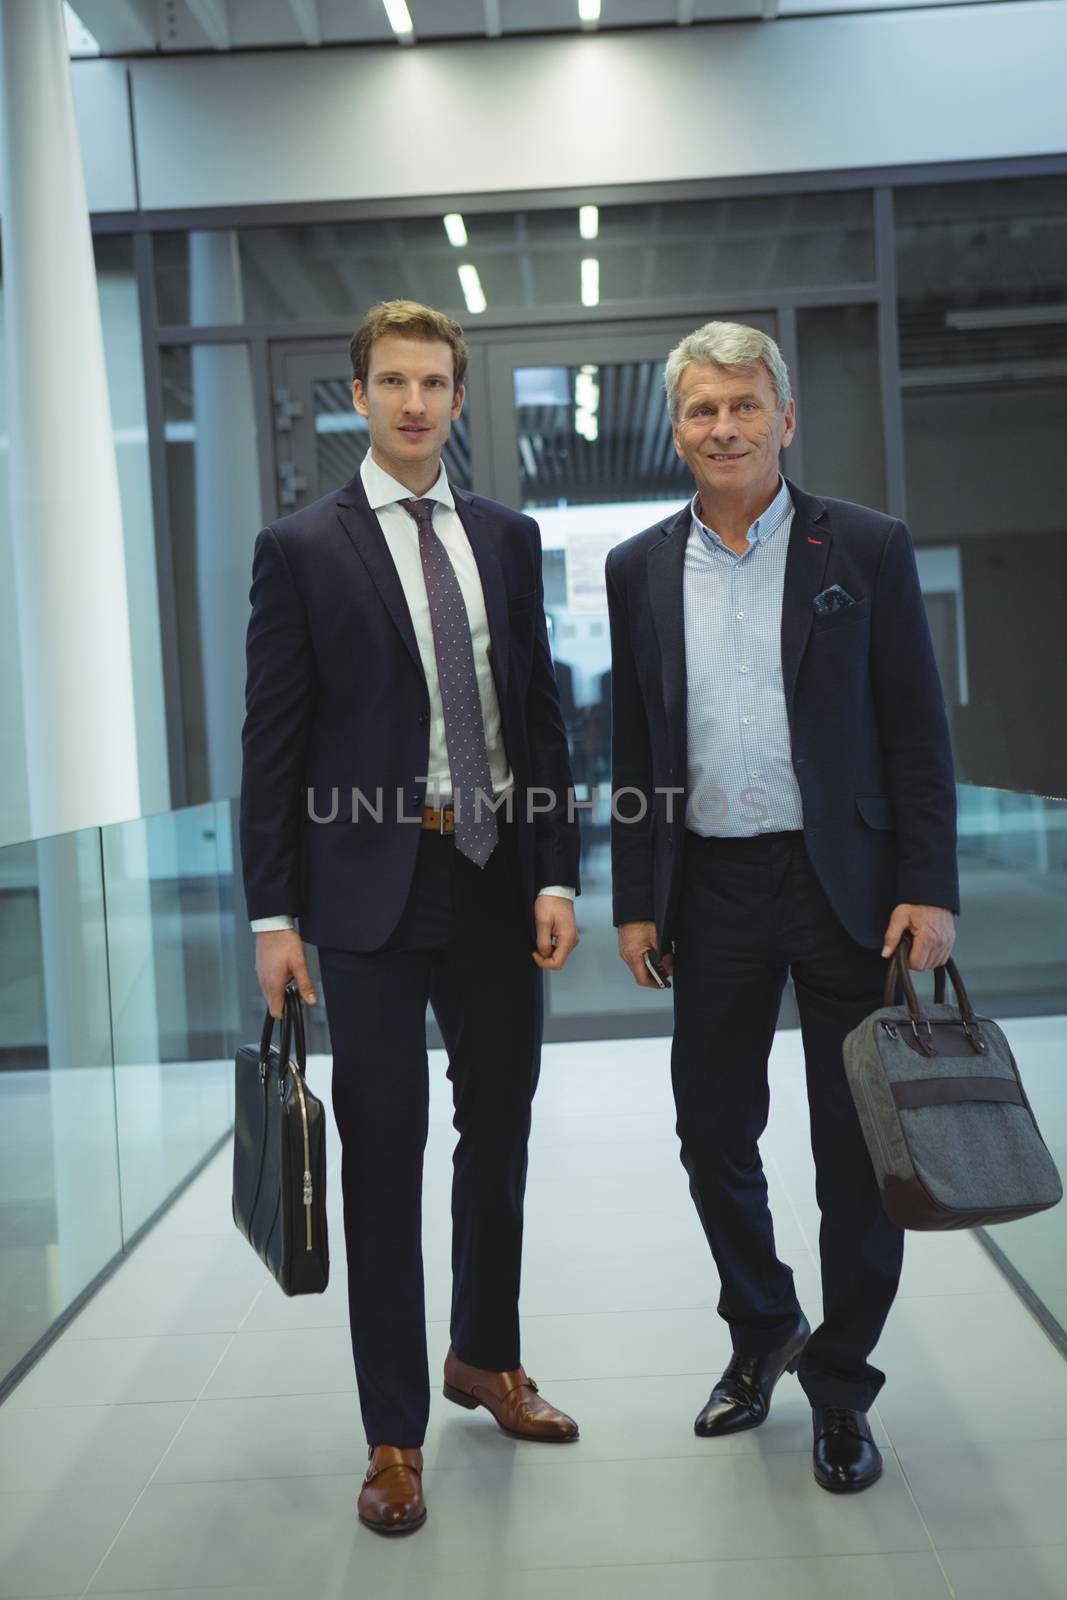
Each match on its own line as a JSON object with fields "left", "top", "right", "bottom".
{"left": 671, "top": 829, "right": 904, "bottom": 1411}
{"left": 317, "top": 821, "right": 542, "bottom": 1447}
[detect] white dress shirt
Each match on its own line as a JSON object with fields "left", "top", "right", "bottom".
{"left": 251, "top": 452, "right": 573, "bottom": 932}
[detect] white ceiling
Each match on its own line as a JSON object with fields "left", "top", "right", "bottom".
{"left": 66, "top": 0, "right": 1027, "bottom": 55}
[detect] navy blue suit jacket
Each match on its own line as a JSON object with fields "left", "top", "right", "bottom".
{"left": 240, "top": 472, "right": 579, "bottom": 952}
{"left": 606, "top": 481, "right": 959, "bottom": 953}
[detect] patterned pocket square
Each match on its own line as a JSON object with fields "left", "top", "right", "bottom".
{"left": 813, "top": 584, "right": 857, "bottom": 616}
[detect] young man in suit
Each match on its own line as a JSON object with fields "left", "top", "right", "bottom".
{"left": 607, "top": 321, "right": 958, "bottom": 1493}
{"left": 241, "top": 301, "right": 581, "bottom": 1535}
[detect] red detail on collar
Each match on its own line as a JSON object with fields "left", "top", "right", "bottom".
{"left": 807, "top": 536, "right": 823, "bottom": 545}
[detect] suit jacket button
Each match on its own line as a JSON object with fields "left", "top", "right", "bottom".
{"left": 418, "top": 712, "right": 429, "bottom": 726}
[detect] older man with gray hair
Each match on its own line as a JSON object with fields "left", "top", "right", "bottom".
{"left": 606, "top": 321, "right": 959, "bottom": 1492}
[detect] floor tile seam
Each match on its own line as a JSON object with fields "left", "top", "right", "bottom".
{"left": 240, "top": 1297, "right": 782, "bottom": 1329}
{"left": 56, "top": 1318, "right": 269, "bottom": 1343}
{"left": 766, "top": 1151, "right": 820, "bottom": 1258}
{"left": 341, "top": 1548, "right": 957, "bottom": 1578}
{"left": 74, "top": 1318, "right": 252, "bottom": 1600}
{"left": 0, "top": 1395, "right": 196, "bottom": 1498}
{"left": 0, "top": 1394, "right": 241, "bottom": 1414}
{"left": 148, "top": 1445, "right": 846, "bottom": 1485}
{"left": 127, "top": 1448, "right": 923, "bottom": 1487}
{"left": 878, "top": 1428, "right": 957, "bottom": 1596}
{"left": 929, "top": 1536, "right": 1067, "bottom": 1553}
{"left": 887, "top": 1432, "right": 1067, "bottom": 1458}
{"left": 891, "top": 1285, "right": 1016, "bottom": 1299}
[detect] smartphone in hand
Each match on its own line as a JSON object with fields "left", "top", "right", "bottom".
{"left": 643, "top": 949, "right": 671, "bottom": 989}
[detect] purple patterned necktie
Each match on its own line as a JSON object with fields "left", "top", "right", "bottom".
{"left": 400, "top": 498, "right": 498, "bottom": 867}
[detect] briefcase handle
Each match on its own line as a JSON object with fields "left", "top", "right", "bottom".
{"left": 257, "top": 980, "right": 308, "bottom": 1080}
{"left": 883, "top": 932, "right": 985, "bottom": 1053}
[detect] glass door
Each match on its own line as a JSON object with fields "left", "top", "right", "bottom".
{"left": 268, "top": 341, "right": 478, "bottom": 515}
{"left": 486, "top": 318, "right": 778, "bottom": 1034}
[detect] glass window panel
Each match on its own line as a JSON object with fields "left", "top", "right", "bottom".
{"left": 95, "top": 235, "right": 172, "bottom": 821}
{"left": 153, "top": 191, "right": 875, "bottom": 325}
{"left": 512, "top": 355, "right": 695, "bottom": 1022}
{"left": 896, "top": 177, "right": 1067, "bottom": 799}
{"left": 516, "top": 358, "right": 690, "bottom": 509}
{"left": 795, "top": 303, "right": 886, "bottom": 510}
{"left": 162, "top": 342, "right": 265, "bottom": 806}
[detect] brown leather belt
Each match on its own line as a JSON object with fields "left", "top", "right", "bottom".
{"left": 421, "top": 805, "right": 455, "bottom": 834}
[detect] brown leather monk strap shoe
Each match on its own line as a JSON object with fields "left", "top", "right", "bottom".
{"left": 443, "top": 1346, "right": 579, "bottom": 1442}
{"left": 357, "top": 1445, "right": 426, "bottom": 1535}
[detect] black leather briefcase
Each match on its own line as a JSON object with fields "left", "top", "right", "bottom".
{"left": 232, "top": 982, "right": 329, "bottom": 1294}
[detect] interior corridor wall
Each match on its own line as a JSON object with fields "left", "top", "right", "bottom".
{"left": 124, "top": 2, "right": 1067, "bottom": 210}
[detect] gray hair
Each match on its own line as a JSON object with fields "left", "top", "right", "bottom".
{"left": 664, "top": 321, "right": 792, "bottom": 420}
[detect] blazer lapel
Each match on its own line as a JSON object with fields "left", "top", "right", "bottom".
{"left": 780, "top": 479, "right": 832, "bottom": 718}
{"left": 452, "top": 487, "right": 511, "bottom": 705}
{"left": 335, "top": 473, "right": 423, "bottom": 680}
{"left": 647, "top": 504, "right": 691, "bottom": 778}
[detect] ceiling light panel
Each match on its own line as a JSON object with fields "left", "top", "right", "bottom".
{"left": 443, "top": 213, "right": 469, "bottom": 247}
{"left": 458, "top": 264, "right": 488, "bottom": 314}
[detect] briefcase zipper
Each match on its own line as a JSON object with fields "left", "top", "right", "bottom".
{"left": 288, "top": 1061, "right": 315, "bottom": 1252}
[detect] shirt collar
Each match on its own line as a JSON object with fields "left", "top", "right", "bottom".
{"left": 690, "top": 476, "right": 792, "bottom": 552}
{"left": 360, "top": 450, "right": 455, "bottom": 514}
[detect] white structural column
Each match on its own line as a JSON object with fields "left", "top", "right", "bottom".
{"left": 0, "top": 0, "right": 140, "bottom": 838}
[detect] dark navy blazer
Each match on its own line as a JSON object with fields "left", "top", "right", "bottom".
{"left": 606, "top": 480, "right": 960, "bottom": 952}
{"left": 240, "top": 471, "right": 579, "bottom": 952}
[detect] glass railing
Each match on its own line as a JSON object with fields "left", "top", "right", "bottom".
{"left": 0, "top": 798, "right": 260, "bottom": 1398}
{"left": 0, "top": 783, "right": 1063, "bottom": 1398}
{"left": 953, "top": 786, "right": 1067, "bottom": 1348}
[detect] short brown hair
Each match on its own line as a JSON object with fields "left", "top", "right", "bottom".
{"left": 349, "top": 299, "right": 468, "bottom": 390}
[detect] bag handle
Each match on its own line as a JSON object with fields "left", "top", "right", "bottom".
{"left": 258, "top": 981, "right": 307, "bottom": 1079}
{"left": 883, "top": 931, "right": 984, "bottom": 1053}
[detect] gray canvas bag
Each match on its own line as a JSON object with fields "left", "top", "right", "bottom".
{"left": 843, "top": 936, "right": 1062, "bottom": 1230}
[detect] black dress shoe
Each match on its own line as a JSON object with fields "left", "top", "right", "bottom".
{"left": 694, "top": 1314, "right": 811, "bottom": 1437}
{"left": 812, "top": 1407, "right": 883, "bottom": 1493}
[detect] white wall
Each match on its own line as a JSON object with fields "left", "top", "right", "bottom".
{"left": 69, "top": 59, "right": 137, "bottom": 212}
{"left": 123, "top": 2, "right": 1067, "bottom": 212}
{"left": 0, "top": 62, "right": 134, "bottom": 222}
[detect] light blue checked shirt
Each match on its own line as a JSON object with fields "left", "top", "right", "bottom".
{"left": 684, "top": 476, "right": 805, "bottom": 837}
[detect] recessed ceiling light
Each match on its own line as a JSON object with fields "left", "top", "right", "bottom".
{"left": 443, "top": 214, "right": 469, "bottom": 248}
{"left": 458, "top": 264, "right": 487, "bottom": 315}
{"left": 578, "top": 0, "right": 602, "bottom": 24}
{"left": 579, "top": 205, "right": 599, "bottom": 241}
{"left": 581, "top": 258, "right": 600, "bottom": 308}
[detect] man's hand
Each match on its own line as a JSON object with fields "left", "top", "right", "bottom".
{"left": 881, "top": 905, "right": 956, "bottom": 971}
{"left": 255, "top": 929, "right": 319, "bottom": 1018}
{"left": 532, "top": 895, "right": 580, "bottom": 971}
{"left": 618, "top": 920, "right": 675, "bottom": 988}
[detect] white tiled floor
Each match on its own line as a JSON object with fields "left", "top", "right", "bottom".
{"left": 2, "top": 1029, "right": 1067, "bottom": 1599}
